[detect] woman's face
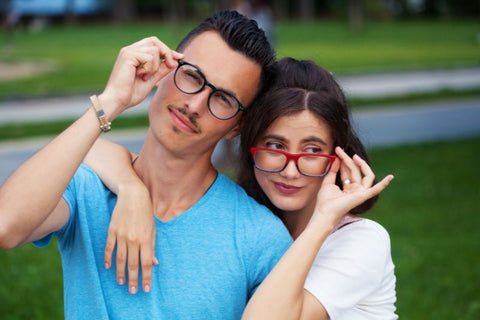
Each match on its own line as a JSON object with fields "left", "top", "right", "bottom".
{"left": 253, "top": 110, "right": 334, "bottom": 216}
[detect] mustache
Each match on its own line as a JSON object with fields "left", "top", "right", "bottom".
{"left": 173, "top": 106, "right": 201, "bottom": 133}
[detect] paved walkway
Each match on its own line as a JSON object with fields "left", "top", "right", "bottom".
{"left": 1, "top": 67, "right": 480, "bottom": 124}
{"left": 339, "top": 67, "right": 480, "bottom": 98}
{"left": 1, "top": 67, "right": 480, "bottom": 183}
{"left": 1, "top": 97, "right": 479, "bottom": 184}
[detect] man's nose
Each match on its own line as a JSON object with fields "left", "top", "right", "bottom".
{"left": 185, "top": 88, "right": 211, "bottom": 116}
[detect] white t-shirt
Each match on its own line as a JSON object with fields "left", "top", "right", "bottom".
{"left": 304, "top": 218, "right": 398, "bottom": 320}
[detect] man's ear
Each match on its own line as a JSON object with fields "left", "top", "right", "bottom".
{"left": 225, "top": 123, "right": 241, "bottom": 140}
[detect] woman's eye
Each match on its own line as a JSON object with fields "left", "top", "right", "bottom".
{"left": 265, "top": 142, "right": 283, "bottom": 150}
{"left": 305, "top": 146, "right": 322, "bottom": 154}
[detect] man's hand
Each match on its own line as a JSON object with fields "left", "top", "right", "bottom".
{"left": 98, "top": 36, "right": 184, "bottom": 121}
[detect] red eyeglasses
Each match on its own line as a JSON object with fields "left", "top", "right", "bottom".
{"left": 250, "top": 147, "right": 336, "bottom": 177}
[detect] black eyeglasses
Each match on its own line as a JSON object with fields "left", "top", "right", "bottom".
{"left": 173, "top": 59, "right": 245, "bottom": 120}
{"left": 250, "top": 147, "right": 337, "bottom": 177}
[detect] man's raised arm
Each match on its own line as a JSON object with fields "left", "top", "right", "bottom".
{"left": 0, "top": 36, "right": 183, "bottom": 249}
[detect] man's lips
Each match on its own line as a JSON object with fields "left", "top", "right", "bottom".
{"left": 274, "top": 182, "right": 302, "bottom": 195}
{"left": 169, "top": 108, "right": 199, "bottom": 133}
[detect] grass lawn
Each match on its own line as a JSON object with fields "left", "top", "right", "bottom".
{"left": 0, "top": 19, "right": 479, "bottom": 100}
{"left": 275, "top": 20, "right": 480, "bottom": 73}
{"left": 366, "top": 136, "right": 480, "bottom": 319}
{"left": 0, "top": 135, "right": 479, "bottom": 319}
{"left": 0, "top": 19, "right": 478, "bottom": 141}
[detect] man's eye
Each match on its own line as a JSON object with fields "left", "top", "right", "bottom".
{"left": 184, "top": 70, "right": 202, "bottom": 84}
{"left": 213, "top": 93, "right": 235, "bottom": 109}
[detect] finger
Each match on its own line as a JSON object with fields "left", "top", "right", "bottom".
{"left": 336, "top": 149, "right": 354, "bottom": 186}
{"left": 152, "top": 228, "right": 159, "bottom": 266}
{"left": 134, "top": 52, "right": 159, "bottom": 76}
{"left": 366, "top": 174, "right": 394, "bottom": 199}
{"left": 139, "top": 228, "right": 154, "bottom": 293}
{"left": 127, "top": 242, "right": 140, "bottom": 294}
{"left": 137, "top": 46, "right": 161, "bottom": 74}
{"left": 142, "top": 36, "right": 178, "bottom": 68}
{"left": 140, "top": 245, "right": 153, "bottom": 293}
{"left": 336, "top": 148, "right": 361, "bottom": 183}
{"left": 172, "top": 50, "right": 185, "bottom": 60}
{"left": 322, "top": 148, "right": 340, "bottom": 185}
{"left": 104, "top": 232, "right": 117, "bottom": 269}
{"left": 152, "top": 63, "right": 175, "bottom": 86}
{"left": 116, "top": 240, "right": 127, "bottom": 286}
{"left": 353, "top": 154, "right": 375, "bottom": 188}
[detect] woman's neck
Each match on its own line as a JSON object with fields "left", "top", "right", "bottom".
{"left": 279, "top": 207, "right": 313, "bottom": 240}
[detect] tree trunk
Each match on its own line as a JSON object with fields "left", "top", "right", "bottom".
{"left": 348, "top": 0, "right": 364, "bottom": 32}
{"left": 169, "top": 0, "right": 188, "bottom": 21}
{"left": 299, "top": 0, "right": 315, "bottom": 19}
{"left": 65, "top": 0, "right": 77, "bottom": 25}
{"left": 114, "top": 0, "right": 137, "bottom": 23}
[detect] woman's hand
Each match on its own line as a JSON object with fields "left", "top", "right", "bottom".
{"left": 98, "top": 36, "right": 184, "bottom": 120}
{"left": 104, "top": 180, "right": 158, "bottom": 294}
{"left": 311, "top": 147, "right": 394, "bottom": 229}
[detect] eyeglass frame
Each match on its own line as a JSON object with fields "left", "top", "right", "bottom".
{"left": 173, "top": 59, "right": 246, "bottom": 120}
{"left": 250, "top": 147, "right": 337, "bottom": 177}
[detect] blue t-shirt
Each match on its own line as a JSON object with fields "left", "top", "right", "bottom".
{"left": 36, "top": 165, "right": 292, "bottom": 319}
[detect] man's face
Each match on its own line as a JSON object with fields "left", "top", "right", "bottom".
{"left": 149, "top": 31, "right": 262, "bottom": 157}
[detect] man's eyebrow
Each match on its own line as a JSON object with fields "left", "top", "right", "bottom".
{"left": 190, "top": 61, "right": 241, "bottom": 101}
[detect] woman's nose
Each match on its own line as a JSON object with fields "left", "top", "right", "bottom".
{"left": 280, "top": 160, "right": 301, "bottom": 178}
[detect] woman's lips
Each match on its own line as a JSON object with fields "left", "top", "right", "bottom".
{"left": 274, "top": 182, "right": 302, "bottom": 195}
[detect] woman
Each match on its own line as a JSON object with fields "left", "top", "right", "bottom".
{"left": 237, "top": 58, "right": 397, "bottom": 319}
{"left": 85, "top": 58, "right": 397, "bottom": 319}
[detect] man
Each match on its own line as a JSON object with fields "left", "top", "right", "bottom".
{"left": 0, "top": 11, "right": 292, "bottom": 319}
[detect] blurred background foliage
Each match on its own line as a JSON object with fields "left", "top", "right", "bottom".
{"left": 0, "top": 0, "right": 479, "bottom": 101}
{"left": 0, "top": 1, "right": 479, "bottom": 319}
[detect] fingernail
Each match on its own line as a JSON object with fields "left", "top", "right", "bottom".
{"left": 118, "top": 278, "right": 124, "bottom": 285}
{"left": 130, "top": 286, "right": 137, "bottom": 294}
{"left": 153, "top": 257, "right": 159, "bottom": 265}
{"left": 105, "top": 262, "right": 110, "bottom": 269}
{"left": 144, "top": 284, "right": 150, "bottom": 292}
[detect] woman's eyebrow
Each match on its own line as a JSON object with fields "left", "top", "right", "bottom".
{"left": 301, "top": 136, "right": 327, "bottom": 146}
{"left": 261, "top": 134, "right": 287, "bottom": 142}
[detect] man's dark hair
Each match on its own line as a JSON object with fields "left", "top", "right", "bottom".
{"left": 177, "top": 10, "right": 275, "bottom": 106}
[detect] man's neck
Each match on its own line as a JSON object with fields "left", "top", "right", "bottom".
{"left": 133, "top": 137, "right": 218, "bottom": 222}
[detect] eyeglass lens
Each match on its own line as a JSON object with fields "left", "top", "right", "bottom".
{"left": 175, "top": 63, "right": 240, "bottom": 120}
{"left": 254, "top": 149, "right": 332, "bottom": 176}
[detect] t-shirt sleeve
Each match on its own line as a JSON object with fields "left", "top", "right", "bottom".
{"left": 32, "top": 170, "right": 78, "bottom": 248}
{"left": 246, "top": 207, "right": 293, "bottom": 298}
{"left": 303, "top": 220, "right": 392, "bottom": 319}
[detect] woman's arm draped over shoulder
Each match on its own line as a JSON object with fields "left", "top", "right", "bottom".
{"left": 84, "top": 138, "right": 157, "bottom": 295}
{"left": 84, "top": 138, "right": 138, "bottom": 193}
{"left": 242, "top": 147, "right": 393, "bottom": 320}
